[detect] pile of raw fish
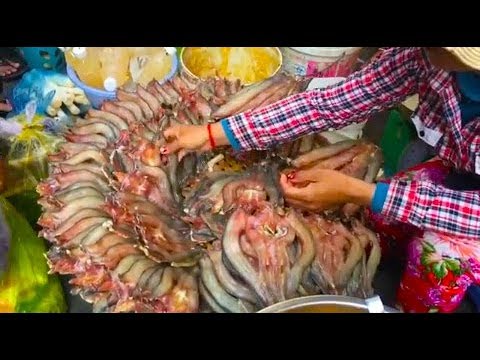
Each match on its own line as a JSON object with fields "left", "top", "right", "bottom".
{"left": 37, "top": 72, "right": 383, "bottom": 313}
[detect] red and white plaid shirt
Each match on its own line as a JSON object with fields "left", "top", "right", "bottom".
{"left": 223, "top": 47, "right": 480, "bottom": 238}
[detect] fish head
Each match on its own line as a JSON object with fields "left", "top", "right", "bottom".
{"left": 37, "top": 178, "right": 58, "bottom": 197}
{"left": 245, "top": 205, "right": 295, "bottom": 248}
{"left": 115, "top": 171, "right": 152, "bottom": 196}
{"left": 132, "top": 140, "right": 162, "bottom": 167}
{"left": 103, "top": 200, "right": 135, "bottom": 226}
{"left": 69, "top": 265, "right": 110, "bottom": 289}
{"left": 46, "top": 247, "right": 82, "bottom": 275}
{"left": 37, "top": 213, "right": 56, "bottom": 229}
{"left": 116, "top": 130, "right": 131, "bottom": 147}
{"left": 222, "top": 177, "right": 268, "bottom": 213}
{"left": 161, "top": 286, "right": 196, "bottom": 313}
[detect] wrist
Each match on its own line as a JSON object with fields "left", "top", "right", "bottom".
{"left": 210, "top": 122, "right": 229, "bottom": 147}
{"left": 345, "top": 177, "right": 376, "bottom": 206}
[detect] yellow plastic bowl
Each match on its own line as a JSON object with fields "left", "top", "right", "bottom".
{"left": 180, "top": 47, "right": 283, "bottom": 86}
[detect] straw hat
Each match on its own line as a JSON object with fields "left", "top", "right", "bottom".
{"left": 443, "top": 47, "right": 480, "bottom": 71}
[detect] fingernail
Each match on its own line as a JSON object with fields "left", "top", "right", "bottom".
{"left": 287, "top": 171, "right": 296, "bottom": 180}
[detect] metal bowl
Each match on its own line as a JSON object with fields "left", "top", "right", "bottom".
{"left": 180, "top": 47, "right": 283, "bottom": 86}
{"left": 257, "top": 295, "right": 400, "bottom": 313}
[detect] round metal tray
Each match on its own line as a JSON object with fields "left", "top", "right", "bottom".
{"left": 258, "top": 295, "right": 400, "bottom": 313}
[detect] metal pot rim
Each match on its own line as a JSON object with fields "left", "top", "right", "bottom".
{"left": 257, "top": 295, "right": 400, "bottom": 313}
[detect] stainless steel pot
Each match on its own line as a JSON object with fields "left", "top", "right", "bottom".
{"left": 258, "top": 295, "right": 400, "bottom": 313}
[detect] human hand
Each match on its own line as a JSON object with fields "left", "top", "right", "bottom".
{"left": 163, "top": 123, "right": 229, "bottom": 153}
{"left": 280, "top": 168, "right": 375, "bottom": 212}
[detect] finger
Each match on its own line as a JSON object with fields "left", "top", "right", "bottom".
{"left": 0, "top": 65, "right": 15, "bottom": 76}
{"left": 164, "top": 140, "right": 180, "bottom": 154}
{"left": 280, "top": 174, "right": 314, "bottom": 201}
{"left": 289, "top": 168, "right": 322, "bottom": 184}
{"left": 6, "top": 60, "right": 20, "bottom": 68}
{"left": 163, "top": 126, "right": 180, "bottom": 140}
{"left": 280, "top": 173, "right": 298, "bottom": 192}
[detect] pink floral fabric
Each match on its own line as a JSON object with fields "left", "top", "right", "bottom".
{"left": 366, "top": 160, "right": 480, "bottom": 312}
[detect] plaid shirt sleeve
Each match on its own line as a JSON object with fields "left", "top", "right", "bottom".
{"left": 223, "top": 47, "right": 422, "bottom": 151}
{"left": 382, "top": 179, "right": 480, "bottom": 238}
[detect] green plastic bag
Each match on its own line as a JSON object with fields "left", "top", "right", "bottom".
{"left": 0, "top": 195, "right": 66, "bottom": 312}
{"left": 7, "top": 190, "right": 42, "bottom": 229}
{"left": 379, "top": 109, "right": 417, "bottom": 177}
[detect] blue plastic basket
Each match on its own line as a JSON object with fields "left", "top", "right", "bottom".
{"left": 66, "top": 55, "right": 179, "bottom": 109}
{"left": 18, "top": 47, "right": 66, "bottom": 72}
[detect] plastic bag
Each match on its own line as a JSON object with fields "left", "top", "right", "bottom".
{"left": 129, "top": 47, "right": 175, "bottom": 87}
{"left": 11, "top": 70, "right": 56, "bottom": 115}
{"left": 0, "top": 204, "right": 10, "bottom": 277}
{"left": 7, "top": 190, "right": 42, "bottom": 229}
{"left": 0, "top": 101, "right": 62, "bottom": 197}
{"left": 0, "top": 195, "right": 67, "bottom": 312}
{"left": 11, "top": 69, "right": 89, "bottom": 117}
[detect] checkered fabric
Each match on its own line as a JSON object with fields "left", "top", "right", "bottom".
{"left": 222, "top": 47, "right": 480, "bottom": 238}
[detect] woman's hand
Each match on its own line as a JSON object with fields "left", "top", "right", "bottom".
{"left": 280, "top": 168, "right": 376, "bottom": 212}
{"left": 163, "top": 123, "right": 229, "bottom": 153}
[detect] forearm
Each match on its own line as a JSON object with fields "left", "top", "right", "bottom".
{"left": 222, "top": 47, "right": 422, "bottom": 151}
{"left": 345, "top": 177, "right": 376, "bottom": 207}
{"left": 220, "top": 91, "right": 325, "bottom": 151}
{"left": 377, "top": 179, "right": 480, "bottom": 238}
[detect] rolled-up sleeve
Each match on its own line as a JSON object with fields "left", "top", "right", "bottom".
{"left": 381, "top": 179, "right": 480, "bottom": 238}
{"left": 223, "top": 47, "right": 423, "bottom": 151}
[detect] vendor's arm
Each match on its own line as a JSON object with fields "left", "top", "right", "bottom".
{"left": 280, "top": 169, "right": 376, "bottom": 211}
{"left": 282, "top": 167, "right": 480, "bottom": 238}
{"left": 374, "top": 180, "right": 480, "bottom": 238}
{"left": 223, "top": 47, "right": 422, "bottom": 151}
